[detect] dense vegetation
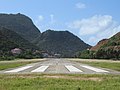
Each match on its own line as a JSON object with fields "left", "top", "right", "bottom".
{"left": 0, "top": 27, "right": 43, "bottom": 60}
{"left": 34, "top": 30, "right": 91, "bottom": 57}
{"left": 77, "top": 32, "right": 120, "bottom": 60}
{"left": 0, "top": 13, "right": 41, "bottom": 42}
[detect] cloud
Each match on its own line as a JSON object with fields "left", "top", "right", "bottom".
{"left": 68, "top": 15, "right": 114, "bottom": 35}
{"left": 50, "top": 14, "right": 56, "bottom": 24}
{"left": 34, "top": 14, "right": 57, "bottom": 32}
{"left": 34, "top": 15, "right": 44, "bottom": 31}
{"left": 76, "top": 2, "right": 86, "bottom": 9}
{"left": 35, "top": 15, "right": 44, "bottom": 25}
{"left": 88, "top": 25, "right": 120, "bottom": 45}
{"left": 38, "top": 15, "right": 44, "bottom": 21}
{"left": 68, "top": 15, "right": 120, "bottom": 45}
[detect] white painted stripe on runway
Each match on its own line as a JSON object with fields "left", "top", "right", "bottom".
{"left": 65, "top": 65, "right": 83, "bottom": 72}
{"left": 81, "top": 65, "right": 109, "bottom": 72}
{"left": 5, "top": 66, "right": 33, "bottom": 73}
{"left": 31, "top": 66, "right": 49, "bottom": 72}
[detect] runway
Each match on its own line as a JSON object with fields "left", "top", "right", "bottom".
{"left": 1, "top": 58, "right": 120, "bottom": 74}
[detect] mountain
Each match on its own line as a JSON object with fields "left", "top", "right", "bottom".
{"left": 34, "top": 30, "right": 91, "bottom": 57}
{"left": 78, "top": 32, "right": 120, "bottom": 60}
{"left": 0, "top": 27, "right": 42, "bottom": 59}
{"left": 102, "top": 32, "right": 120, "bottom": 48}
{"left": 0, "top": 13, "right": 91, "bottom": 58}
{"left": 90, "top": 39, "right": 109, "bottom": 51}
{"left": 93, "top": 32, "right": 120, "bottom": 59}
{"left": 0, "top": 13, "right": 41, "bottom": 42}
{"left": 91, "top": 32, "right": 120, "bottom": 51}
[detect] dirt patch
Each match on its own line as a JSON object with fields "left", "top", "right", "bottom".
{"left": 43, "top": 75, "right": 103, "bottom": 81}
{"left": 0, "top": 59, "right": 46, "bottom": 64}
{"left": 2, "top": 74, "right": 103, "bottom": 81}
{"left": 1, "top": 74, "right": 40, "bottom": 79}
{"left": 69, "top": 59, "right": 120, "bottom": 63}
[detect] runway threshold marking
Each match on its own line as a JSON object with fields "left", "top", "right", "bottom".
{"left": 81, "top": 65, "right": 109, "bottom": 72}
{"left": 31, "top": 65, "right": 49, "bottom": 72}
{"left": 5, "top": 66, "right": 33, "bottom": 73}
{"left": 65, "top": 65, "right": 83, "bottom": 72}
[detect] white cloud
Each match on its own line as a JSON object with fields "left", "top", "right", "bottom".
{"left": 38, "top": 15, "right": 44, "bottom": 21}
{"left": 68, "top": 15, "right": 114, "bottom": 35}
{"left": 68, "top": 15, "right": 120, "bottom": 45}
{"left": 34, "top": 15, "right": 44, "bottom": 31}
{"left": 76, "top": 2, "right": 86, "bottom": 9}
{"left": 87, "top": 25, "right": 120, "bottom": 45}
{"left": 50, "top": 14, "right": 56, "bottom": 24}
{"left": 34, "top": 14, "right": 57, "bottom": 32}
{"left": 35, "top": 15, "right": 44, "bottom": 25}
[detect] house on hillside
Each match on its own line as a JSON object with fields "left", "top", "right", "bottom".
{"left": 11, "top": 48, "right": 22, "bottom": 55}
{"left": 41, "top": 51, "right": 50, "bottom": 58}
{"left": 54, "top": 53, "right": 61, "bottom": 58}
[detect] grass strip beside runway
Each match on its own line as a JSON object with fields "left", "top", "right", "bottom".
{"left": 76, "top": 60, "right": 120, "bottom": 71}
{"left": 0, "top": 59, "right": 44, "bottom": 70}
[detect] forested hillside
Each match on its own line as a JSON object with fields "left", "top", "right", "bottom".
{"left": 0, "top": 27, "right": 42, "bottom": 60}
{"left": 34, "top": 30, "right": 91, "bottom": 57}
{"left": 0, "top": 13, "right": 41, "bottom": 42}
{"left": 77, "top": 32, "right": 120, "bottom": 60}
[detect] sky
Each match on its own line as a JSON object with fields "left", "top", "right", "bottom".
{"left": 0, "top": 0, "right": 120, "bottom": 46}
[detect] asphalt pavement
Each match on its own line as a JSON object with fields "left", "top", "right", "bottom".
{"left": 0, "top": 58, "right": 120, "bottom": 74}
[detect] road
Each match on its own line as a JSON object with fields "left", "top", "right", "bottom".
{"left": 0, "top": 58, "right": 120, "bottom": 74}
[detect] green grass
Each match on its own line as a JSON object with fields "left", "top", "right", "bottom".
{"left": 0, "top": 60, "right": 42, "bottom": 70}
{"left": 76, "top": 61, "right": 120, "bottom": 71}
{"left": 0, "top": 74, "right": 120, "bottom": 90}
{"left": 0, "top": 62, "right": 30, "bottom": 70}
